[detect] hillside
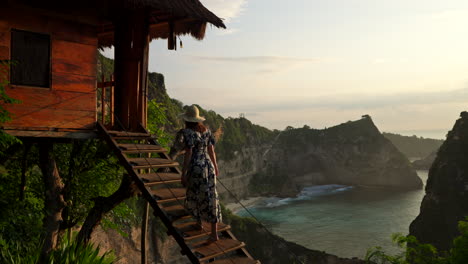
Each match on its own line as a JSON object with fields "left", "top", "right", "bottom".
{"left": 382, "top": 132, "right": 444, "bottom": 159}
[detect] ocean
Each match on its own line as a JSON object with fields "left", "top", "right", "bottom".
{"left": 237, "top": 170, "right": 428, "bottom": 259}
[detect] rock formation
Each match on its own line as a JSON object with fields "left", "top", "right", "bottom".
{"left": 409, "top": 112, "right": 468, "bottom": 251}
{"left": 256, "top": 117, "right": 423, "bottom": 195}
{"left": 412, "top": 151, "right": 437, "bottom": 170}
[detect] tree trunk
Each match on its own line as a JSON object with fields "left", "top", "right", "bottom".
{"left": 77, "top": 174, "right": 138, "bottom": 244}
{"left": 38, "top": 142, "right": 66, "bottom": 262}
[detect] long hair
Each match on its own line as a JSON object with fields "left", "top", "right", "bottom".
{"left": 185, "top": 121, "right": 207, "bottom": 133}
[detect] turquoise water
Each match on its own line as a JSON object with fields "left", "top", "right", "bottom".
{"left": 238, "top": 171, "right": 428, "bottom": 258}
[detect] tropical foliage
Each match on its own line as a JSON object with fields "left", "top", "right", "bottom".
{"left": 365, "top": 218, "right": 468, "bottom": 264}
{"left": 0, "top": 234, "right": 116, "bottom": 264}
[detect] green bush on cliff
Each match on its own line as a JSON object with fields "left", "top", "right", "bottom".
{"left": 365, "top": 218, "right": 468, "bottom": 264}
{"left": 0, "top": 234, "right": 117, "bottom": 264}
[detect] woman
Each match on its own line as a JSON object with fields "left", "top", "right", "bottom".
{"left": 174, "top": 105, "right": 222, "bottom": 241}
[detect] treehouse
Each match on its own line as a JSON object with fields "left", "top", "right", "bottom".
{"left": 0, "top": 1, "right": 261, "bottom": 263}
{"left": 0, "top": 0, "right": 224, "bottom": 138}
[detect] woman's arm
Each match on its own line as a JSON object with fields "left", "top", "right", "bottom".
{"left": 182, "top": 148, "right": 192, "bottom": 186}
{"left": 208, "top": 145, "right": 219, "bottom": 177}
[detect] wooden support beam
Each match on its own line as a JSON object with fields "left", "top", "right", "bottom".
{"left": 141, "top": 201, "right": 149, "bottom": 264}
{"left": 110, "top": 74, "right": 115, "bottom": 128}
{"left": 101, "top": 74, "right": 106, "bottom": 125}
{"left": 113, "top": 9, "right": 150, "bottom": 131}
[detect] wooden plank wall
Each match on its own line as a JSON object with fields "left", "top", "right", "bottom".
{"left": 0, "top": 8, "right": 98, "bottom": 132}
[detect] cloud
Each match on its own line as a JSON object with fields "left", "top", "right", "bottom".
{"left": 187, "top": 55, "right": 328, "bottom": 74}
{"left": 210, "top": 87, "right": 468, "bottom": 113}
{"left": 200, "top": 0, "right": 247, "bottom": 23}
{"left": 189, "top": 55, "right": 323, "bottom": 64}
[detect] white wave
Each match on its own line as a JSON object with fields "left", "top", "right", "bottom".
{"left": 262, "top": 185, "right": 353, "bottom": 208}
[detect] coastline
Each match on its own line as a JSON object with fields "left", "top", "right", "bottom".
{"left": 224, "top": 196, "right": 266, "bottom": 214}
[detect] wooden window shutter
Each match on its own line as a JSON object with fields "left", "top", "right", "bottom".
{"left": 11, "top": 29, "right": 50, "bottom": 87}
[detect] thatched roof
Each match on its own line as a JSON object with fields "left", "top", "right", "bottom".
{"left": 97, "top": 0, "right": 226, "bottom": 47}
{"left": 10, "top": 0, "right": 226, "bottom": 47}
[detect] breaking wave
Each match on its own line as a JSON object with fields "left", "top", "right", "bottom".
{"left": 262, "top": 185, "right": 353, "bottom": 208}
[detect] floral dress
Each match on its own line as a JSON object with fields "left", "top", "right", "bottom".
{"left": 174, "top": 128, "right": 222, "bottom": 223}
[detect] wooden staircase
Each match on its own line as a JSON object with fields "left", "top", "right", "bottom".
{"left": 97, "top": 122, "right": 260, "bottom": 264}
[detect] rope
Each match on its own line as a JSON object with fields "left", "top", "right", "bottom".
{"left": 216, "top": 178, "right": 306, "bottom": 264}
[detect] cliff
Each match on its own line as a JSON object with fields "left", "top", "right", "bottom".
{"left": 382, "top": 132, "right": 444, "bottom": 159}
{"left": 254, "top": 117, "right": 423, "bottom": 195}
{"left": 222, "top": 208, "right": 366, "bottom": 264}
{"left": 412, "top": 151, "right": 437, "bottom": 170}
{"left": 409, "top": 112, "right": 468, "bottom": 251}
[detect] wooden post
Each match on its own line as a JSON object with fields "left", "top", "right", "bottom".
{"left": 168, "top": 21, "right": 175, "bottom": 50}
{"left": 110, "top": 74, "right": 115, "bottom": 128}
{"left": 113, "top": 9, "right": 150, "bottom": 131}
{"left": 138, "top": 32, "right": 149, "bottom": 129}
{"left": 101, "top": 74, "right": 106, "bottom": 125}
{"left": 141, "top": 200, "right": 149, "bottom": 264}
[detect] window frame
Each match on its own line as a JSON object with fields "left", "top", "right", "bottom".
{"left": 10, "top": 28, "right": 52, "bottom": 89}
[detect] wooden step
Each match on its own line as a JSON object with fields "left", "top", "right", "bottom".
{"left": 178, "top": 222, "right": 230, "bottom": 241}
{"left": 118, "top": 143, "right": 166, "bottom": 154}
{"left": 139, "top": 172, "right": 181, "bottom": 186}
{"left": 208, "top": 257, "right": 259, "bottom": 264}
{"left": 162, "top": 204, "right": 191, "bottom": 221}
{"left": 173, "top": 220, "right": 199, "bottom": 229}
{"left": 152, "top": 187, "right": 186, "bottom": 203}
{"left": 128, "top": 158, "right": 179, "bottom": 169}
{"left": 108, "top": 131, "right": 151, "bottom": 139}
{"left": 193, "top": 238, "right": 245, "bottom": 262}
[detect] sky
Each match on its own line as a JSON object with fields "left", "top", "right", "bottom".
{"left": 103, "top": 0, "right": 468, "bottom": 139}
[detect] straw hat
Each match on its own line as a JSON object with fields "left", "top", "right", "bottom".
{"left": 179, "top": 105, "right": 206, "bottom": 122}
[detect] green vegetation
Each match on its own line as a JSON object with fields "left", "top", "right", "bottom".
{"left": 147, "top": 100, "right": 175, "bottom": 148}
{"left": 383, "top": 132, "right": 444, "bottom": 159}
{"left": 0, "top": 61, "right": 21, "bottom": 154}
{"left": 0, "top": 234, "right": 116, "bottom": 264}
{"left": 0, "top": 140, "right": 136, "bottom": 259}
{"left": 365, "top": 218, "right": 468, "bottom": 264}
{"left": 97, "top": 53, "right": 114, "bottom": 79}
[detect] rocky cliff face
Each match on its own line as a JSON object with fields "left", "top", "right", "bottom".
{"left": 223, "top": 210, "right": 366, "bottom": 264}
{"left": 412, "top": 151, "right": 437, "bottom": 170}
{"left": 409, "top": 112, "right": 468, "bottom": 251}
{"left": 251, "top": 117, "right": 423, "bottom": 196}
{"left": 217, "top": 145, "right": 269, "bottom": 201}
{"left": 218, "top": 117, "right": 423, "bottom": 201}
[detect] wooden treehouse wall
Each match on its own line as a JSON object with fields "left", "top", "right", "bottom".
{"left": 0, "top": 8, "right": 98, "bottom": 136}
